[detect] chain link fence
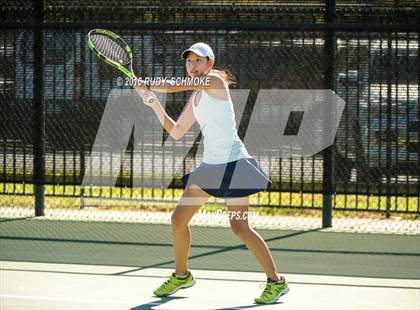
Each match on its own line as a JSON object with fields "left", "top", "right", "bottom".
{"left": 0, "top": 1, "right": 419, "bottom": 233}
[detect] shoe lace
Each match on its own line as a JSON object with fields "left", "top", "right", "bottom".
{"left": 258, "top": 283, "right": 274, "bottom": 297}
{"left": 160, "top": 273, "right": 175, "bottom": 289}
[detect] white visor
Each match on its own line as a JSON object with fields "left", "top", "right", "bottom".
{"left": 181, "top": 42, "right": 215, "bottom": 60}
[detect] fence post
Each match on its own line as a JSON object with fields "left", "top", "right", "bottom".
{"left": 322, "top": 0, "right": 336, "bottom": 228}
{"left": 33, "top": 0, "right": 45, "bottom": 216}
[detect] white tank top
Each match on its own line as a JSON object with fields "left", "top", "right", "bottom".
{"left": 192, "top": 89, "right": 250, "bottom": 164}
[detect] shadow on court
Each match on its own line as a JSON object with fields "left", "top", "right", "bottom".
{"left": 130, "top": 296, "right": 187, "bottom": 310}
{"left": 130, "top": 296, "right": 283, "bottom": 310}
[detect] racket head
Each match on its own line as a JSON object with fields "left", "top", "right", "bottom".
{"left": 87, "top": 29, "right": 135, "bottom": 78}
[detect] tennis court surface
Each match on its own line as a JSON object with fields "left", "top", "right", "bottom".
{"left": 1, "top": 218, "right": 419, "bottom": 310}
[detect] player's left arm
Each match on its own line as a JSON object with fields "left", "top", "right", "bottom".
{"left": 137, "top": 73, "right": 224, "bottom": 93}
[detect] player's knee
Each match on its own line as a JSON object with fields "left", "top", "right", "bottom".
{"left": 230, "top": 221, "right": 251, "bottom": 238}
{"left": 171, "top": 209, "right": 191, "bottom": 228}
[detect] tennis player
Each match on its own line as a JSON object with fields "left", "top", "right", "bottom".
{"left": 136, "top": 42, "right": 289, "bottom": 304}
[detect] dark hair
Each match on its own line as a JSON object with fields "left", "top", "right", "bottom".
{"left": 212, "top": 67, "right": 236, "bottom": 86}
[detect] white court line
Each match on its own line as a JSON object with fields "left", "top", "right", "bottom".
{"left": 2, "top": 261, "right": 419, "bottom": 289}
{"left": 0, "top": 294, "right": 241, "bottom": 310}
{"left": 0, "top": 294, "right": 135, "bottom": 305}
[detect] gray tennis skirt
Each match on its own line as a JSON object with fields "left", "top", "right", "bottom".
{"left": 181, "top": 157, "right": 271, "bottom": 198}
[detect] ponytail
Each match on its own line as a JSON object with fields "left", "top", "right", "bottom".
{"left": 211, "top": 68, "right": 236, "bottom": 86}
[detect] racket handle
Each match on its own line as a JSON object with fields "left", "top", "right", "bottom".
{"left": 135, "top": 86, "right": 155, "bottom": 105}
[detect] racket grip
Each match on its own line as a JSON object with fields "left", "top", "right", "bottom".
{"left": 146, "top": 96, "right": 155, "bottom": 104}
{"left": 137, "top": 87, "right": 155, "bottom": 106}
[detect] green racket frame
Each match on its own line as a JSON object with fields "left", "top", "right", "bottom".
{"left": 87, "top": 29, "right": 135, "bottom": 79}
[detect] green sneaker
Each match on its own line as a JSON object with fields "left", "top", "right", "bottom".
{"left": 153, "top": 272, "right": 195, "bottom": 297}
{"left": 255, "top": 278, "right": 289, "bottom": 304}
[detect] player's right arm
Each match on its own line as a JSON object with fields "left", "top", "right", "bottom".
{"left": 138, "top": 90, "right": 196, "bottom": 141}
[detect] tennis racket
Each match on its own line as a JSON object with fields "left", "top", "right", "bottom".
{"left": 87, "top": 29, "right": 154, "bottom": 104}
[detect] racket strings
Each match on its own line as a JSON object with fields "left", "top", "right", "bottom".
{"left": 91, "top": 34, "right": 130, "bottom": 64}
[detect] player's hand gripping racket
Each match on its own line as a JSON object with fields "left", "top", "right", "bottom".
{"left": 87, "top": 29, "right": 154, "bottom": 105}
